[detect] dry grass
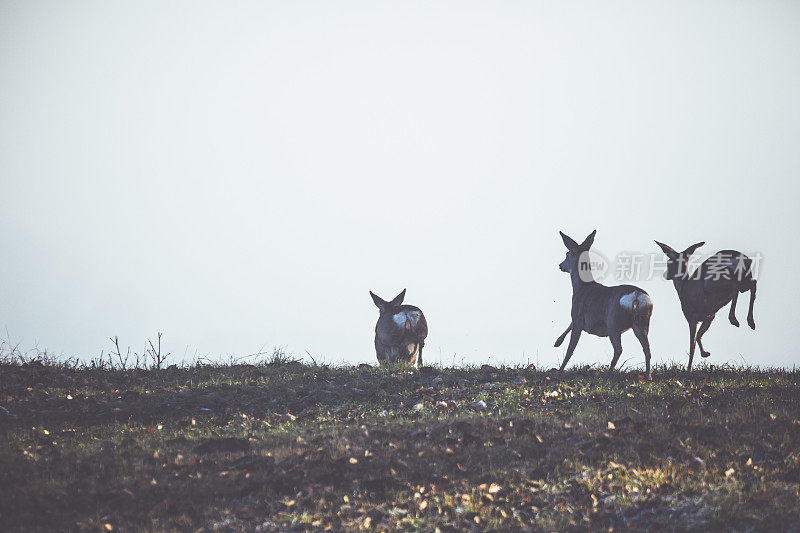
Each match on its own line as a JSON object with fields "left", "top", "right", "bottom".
{"left": 1, "top": 356, "right": 799, "bottom": 531}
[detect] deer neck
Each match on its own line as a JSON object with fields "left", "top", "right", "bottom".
{"left": 671, "top": 273, "right": 690, "bottom": 298}
{"left": 569, "top": 266, "right": 595, "bottom": 293}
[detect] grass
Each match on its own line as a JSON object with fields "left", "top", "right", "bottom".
{"left": 1, "top": 353, "right": 799, "bottom": 531}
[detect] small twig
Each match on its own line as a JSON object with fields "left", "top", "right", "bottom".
{"left": 109, "top": 336, "right": 130, "bottom": 370}
{"left": 146, "top": 332, "right": 169, "bottom": 369}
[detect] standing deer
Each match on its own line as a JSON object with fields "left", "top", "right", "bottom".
{"left": 555, "top": 230, "right": 654, "bottom": 380}
{"left": 369, "top": 289, "right": 428, "bottom": 367}
{"left": 654, "top": 241, "right": 757, "bottom": 371}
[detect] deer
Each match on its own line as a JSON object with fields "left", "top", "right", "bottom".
{"left": 554, "top": 230, "right": 654, "bottom": 380}
{"left": 654, "top": 241, "right": 757, "bottom": 371}
{"left": 369, "top": 289, "right": 428, "bottom": 367}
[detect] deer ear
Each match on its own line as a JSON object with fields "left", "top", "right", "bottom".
{"left": 560, "top": 231, "right": 579, "bottom": 251}
{"left": 683, "top": 242, "right": 705, "bottom": 257}
{"left": 580, "top": 229, "right": 597, "bottom": 250}
{"left": 655, "top": 240, "right": 678, "bottom": 258}
{"left": 389, "top": 289, "right": 406, "bottom": 307}
{"left": 370, "top": 291, "right": 387, "bottom": 310}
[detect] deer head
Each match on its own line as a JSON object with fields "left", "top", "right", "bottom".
{"left": 559, "top": 229, "right": 597, "bottom": 281}
{"left": 370, "top": 289, "right": 406, "bottom": 315}
{"left": 654, "top": 241, "right": 704, "bottom": 280}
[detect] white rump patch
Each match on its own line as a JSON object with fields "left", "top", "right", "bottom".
{"left": 619, "top": 292, "right": 637, "bottom": 309}
{"left": 393, "top": 310, "right": 421, "bottom": 328}
{"left": 620, "top": 292, "right": 652, "bottom": 309}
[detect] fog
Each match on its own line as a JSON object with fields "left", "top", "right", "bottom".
{"left": 1, "top": 1, "right": 798, "bottom": 368}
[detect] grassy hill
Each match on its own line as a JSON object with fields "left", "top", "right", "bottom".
{"left": 1, "top": 355, "right": 799, "bottom": 531}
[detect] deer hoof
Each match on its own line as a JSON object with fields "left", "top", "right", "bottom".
{"left": 554, "top": 338, "right": 563, "bottom": 348}
{"left": 748, "top": 317, "right": 756, "bottom": 330}
{"left": 729, "top": 317, "right": 740, "bottom": 327}
{"left": 700, "top": 350, "right": 711, "bottom": 358}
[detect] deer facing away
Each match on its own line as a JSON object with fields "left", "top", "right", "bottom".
{"left": 655, "top": 241, "right": 757, "bottom": 371}
{"left": 555, "top": 230, "right": 654, "bottom": 380}
{"left": 370, "top": 289, "right": 428, "bottom": 367}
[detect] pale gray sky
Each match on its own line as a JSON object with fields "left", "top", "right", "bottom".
{"left": 1, "top": 1, "right": 798, "bottom": 368}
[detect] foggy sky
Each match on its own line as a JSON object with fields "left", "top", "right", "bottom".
{"left": 1, "top": 1, "right": 798, "bottom": 368}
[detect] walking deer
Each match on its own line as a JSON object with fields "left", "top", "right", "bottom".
{"left": 555, "top": 230, "right": 654, "bottom": 380}
{"left": 654, "top": 241, "right": 757, "bottom": 371}
{"left": 370, "top": 289, "right": 428, "bottom": 367}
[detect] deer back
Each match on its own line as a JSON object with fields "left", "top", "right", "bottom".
{"left": 686, "top": 250, "right": 754, "bottom": 316}
{"left": 572, "top": 283, "right": 652, "bottom": 336}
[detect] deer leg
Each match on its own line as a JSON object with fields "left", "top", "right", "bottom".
{"left": 558, "top": 328, "right": 582, "bottom": 373}
{"left": 604, "top": 332, "right": 623, "bottom": 381}
{"left": 417, "top": 341, "right": 424, "bottom": 368}
{"left": 697, "top": 318, "right": 714, "bottom": 358}
{"left": 375, "top": 341, "right": 387, "bottom": 365}
{"left": 554, "top": 323, "right": 572, "bottom": 347}
{"left": 728, "top": 290, "right": 740, "bottom": 327}
{"left": 687, "top": 321, "right": 698, "bottom": 372}
{"left": 747, "top": 280, "right": 757, "bottom": 330}
{"left": 632, "top": 325, "right": 652, "bottom": 381}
